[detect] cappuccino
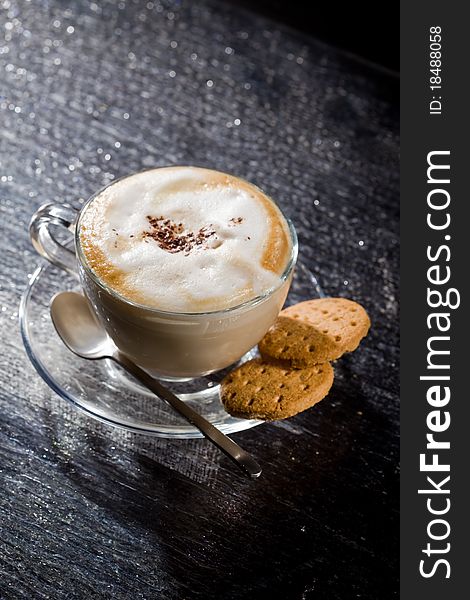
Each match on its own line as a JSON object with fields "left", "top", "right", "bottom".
{"left": 79, "top": 167, "right": 291, "bottom": 312}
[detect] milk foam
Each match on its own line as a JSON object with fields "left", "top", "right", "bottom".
{"left": 79, "top": 167, "right": 291, "bottom": 311}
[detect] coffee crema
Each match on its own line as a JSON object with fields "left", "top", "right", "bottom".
{"left": 79, "top": 166, "right": 291, "bottom": 312}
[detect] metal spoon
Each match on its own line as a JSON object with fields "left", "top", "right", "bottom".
{"left": 50, "top": 291, "right": 262, "bottom": 479}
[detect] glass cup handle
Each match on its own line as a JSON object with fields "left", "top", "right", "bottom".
{"left": 29, "top": 202, "right": 79, "bottom": 276}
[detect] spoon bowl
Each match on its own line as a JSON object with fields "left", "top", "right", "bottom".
{"left": 51, "top": 291, "right": 113, "bottom": 359}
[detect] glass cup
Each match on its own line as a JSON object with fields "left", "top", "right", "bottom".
{"left": 29, "top": 169, "right": 298, "bottom": 380}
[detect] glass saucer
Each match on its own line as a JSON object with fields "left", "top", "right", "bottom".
{"left": 19, "top": 257, "right": 323, "bottom": 438}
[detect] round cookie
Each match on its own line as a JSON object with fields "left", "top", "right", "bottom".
{"left": 258, "top": 316, "right": 339, "bottom": 368}
{"left": 279, "top": 297, "right": 370, "bottom": 362}
{"left": 220, "top": 358, "right": 334, "bottom": 421}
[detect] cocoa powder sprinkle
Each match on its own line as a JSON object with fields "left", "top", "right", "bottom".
{"left": 143, "top": 216, "right": 216, "bottom": 254}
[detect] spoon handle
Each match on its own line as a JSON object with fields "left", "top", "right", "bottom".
{"left": 115, "top": 354, "right": 262, "bottom": 479}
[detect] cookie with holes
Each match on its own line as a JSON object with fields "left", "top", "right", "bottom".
{"left": 258, "top": 316, "right": 339, "bottom": 368}
{"left": 220, "top": 358, "right": 334, "bottom": 420}
{"left": 270, "top": 297, "right": 370, "bottom": 365}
